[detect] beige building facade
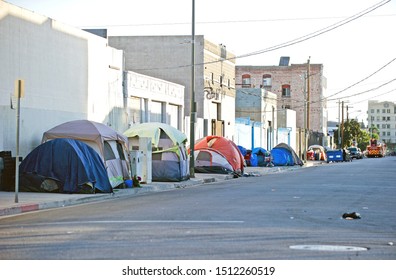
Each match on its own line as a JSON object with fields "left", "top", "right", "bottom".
{"left": 368, "top": 100, "right": 396, "bottom": 145}
{"left": 108, "top": 35, "right": 236, "bottom": 142}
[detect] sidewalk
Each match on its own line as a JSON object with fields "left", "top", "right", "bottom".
{"left": 0, "top": 161, "right": 322, "bottom": 217}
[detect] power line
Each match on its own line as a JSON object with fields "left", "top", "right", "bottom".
{"left": 131, "top": 0, "right": 390, "bottom": 72}
{"left": 327, "top": 77, "right": 396, "bottom": 102}
{"left": 82, "top": 14, "right": 396, "bottom": 28}
{"left": 325, "top": 57, "right": 396, "bottom": 99}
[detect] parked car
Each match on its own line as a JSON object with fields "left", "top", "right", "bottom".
{"left": 347, "top": 147, "right": 363, "bottom": 159}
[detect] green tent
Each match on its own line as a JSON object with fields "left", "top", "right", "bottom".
{"left": 124, "top": 122, "right": 189, "bottom": 182}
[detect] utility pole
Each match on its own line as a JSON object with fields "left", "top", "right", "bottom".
{"left": 303, "top": 73, "right": 308, "bottom": 162}
{"left": 189, "top": 0, "right": 196, "bottom": 178}
{"left": 341, "top": 101, "right": 344, "bottom": 148}
{"left": 306, "top": 57, "right": 311, "bottom": 131}
{"left": 337, "top": 100, "right": 341, "bottom": 148}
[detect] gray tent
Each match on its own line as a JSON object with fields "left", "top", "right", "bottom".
{"left": 42, "top": 120, "right": 131, "bottom": 188}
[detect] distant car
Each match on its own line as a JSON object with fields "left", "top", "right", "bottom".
{"left": 347, "top": 147, "right": 363, "bottom": 159}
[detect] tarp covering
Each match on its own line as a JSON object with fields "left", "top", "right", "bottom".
{"left": 194, "top": 136, "right": 244, "bottom": 175}
{"left": 251, "top": 147, "right": 269, "bottom": 166}
{"left": 124, "top": 122, "right": 189, "bottom": 182}
{"left": 42, "top": 120, "right": 130, "bottom": 188}
{"left": 271, "top": 143, "right": 303, "bottom": 166}
{"left": 307, "top": 145, "right": 327, "bottom": 161}
{"left": 19, "top": 138, "right": 112, "bottom": 193}
{"left": 124, "top": 122, "right": 187, "bottom": 147}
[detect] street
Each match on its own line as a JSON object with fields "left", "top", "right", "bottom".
{"left": 0, "top": 157, "right": 395, "bottom": 260}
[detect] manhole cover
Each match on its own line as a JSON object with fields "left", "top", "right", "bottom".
{"left": 290, "top": 245, "right": 368, "bottom": 252}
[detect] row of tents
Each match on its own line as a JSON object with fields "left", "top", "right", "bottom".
{"left": 238, "top": 144, "right": 303, "bottom": 167}
{"left": 17, "top": 120, "right": 303, "bottom": 195}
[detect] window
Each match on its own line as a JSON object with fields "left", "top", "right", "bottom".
{"left": 387, "top": 116, "right": 391, "bottom": 121}
{"left": 382, "top": 117, "right": 386, "bottom": 121}
{"left": 104, "top": 141, "right": 116, "bottom": 160}
{"left": 376, "top": 116, "right": 380, "bottom": 121}
{"left": 382, "top": 124, "right": 386, "bottom": 129}
{"left": 262, "top": 74, "right": 272, "bottom": 87}
{"left": 377, "top": 109, "right": 380, "bottom": 113}
{"left": 371, "top": 109, "right": 374, "bottom": 113}
{"left": 387, "top": 132, "right": 391, "bottom": 136}
{"left": 282, "top": 84, "right": 291, "bottom": 97}
{"left": 387, "top": 109, "right": 391, "bottom": 113}
{"left": 382, "top": 109, "right": 386, "bottom": 113}
{"left": 116, "top": 142, "right": 126, "bottom": 160}
{"left": 387, "top": 124, "right": 390, "bottom": 129}
{"left": 382, "top": 132, "right": 386, "bottom": 136}
{"left": 242, "top": 74, "right": 251, "bottom": 88}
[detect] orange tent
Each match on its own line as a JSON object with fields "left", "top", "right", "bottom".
{"left": 193, "top": 136, "right": 245, "bottom": 175}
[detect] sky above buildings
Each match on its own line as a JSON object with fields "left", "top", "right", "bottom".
{"left": 7, "top": 0, "right": 396, "bottom": 123}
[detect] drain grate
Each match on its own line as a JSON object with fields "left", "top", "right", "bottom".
{"left": 290, "top": 245, "right": 368, "bottom": 252}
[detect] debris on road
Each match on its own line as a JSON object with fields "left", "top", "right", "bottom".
{"left": 342, "top": 212, "right": 361, "bottom": 220}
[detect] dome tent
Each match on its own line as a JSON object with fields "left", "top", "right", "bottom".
{"left": 19, "top": 138, "right": 112, "bottom": 193}
{"left": 193, "top": 136, "right": 245, "bottom": 176}
{"left": 124, "top": 122, "right": 189, "bottom": 182}
{"left": 42, "top": 120, "right": 130, "bottom": 188}
{"left": 271, "top": 143, "right": 303, "bottom": 166}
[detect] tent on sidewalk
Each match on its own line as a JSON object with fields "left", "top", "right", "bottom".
{"left": 271, "top": 143, "right": 303, "bottom": 166}
{"left": 42, "top": 120, "right": 130, "bottom": 188}
{"left": 19, "top": 138, "right": 112, "bottom": 193}
{"left": 124, "top": 122, "right": 189, "bottom": 182}
{"left": 251, "top": 147, "right": 270, "bottom": 166}
{"left": 193, "top": 136, "right": 245, "bottom": 176}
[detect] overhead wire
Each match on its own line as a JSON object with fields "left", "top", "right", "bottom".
{"left": 131, "top": 0, "right": 391, "bottom": 72}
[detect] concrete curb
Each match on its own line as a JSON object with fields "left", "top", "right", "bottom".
{"left": 0, "top": 177, "right": 209, "bottom": 217}
{"left": 0, "top": 162, "right": 323, "bottom": 217}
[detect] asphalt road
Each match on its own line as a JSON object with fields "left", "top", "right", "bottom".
{"left": 0, "top": 157, "right": 395, "bottom": 260}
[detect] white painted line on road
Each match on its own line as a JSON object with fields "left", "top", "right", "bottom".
{"left": 290, "top": 244, "right": 368, "bottom": 252}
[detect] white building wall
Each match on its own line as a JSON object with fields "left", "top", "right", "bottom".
{"left": 124, "top": 71, "right": 185, "bottom": 131}
{"left": 0, "top": 1, "right": 125, "bottom": 156}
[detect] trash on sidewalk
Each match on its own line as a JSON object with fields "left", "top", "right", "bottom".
{"left": 342, "top": 212, "right": 361, "bottom": 220}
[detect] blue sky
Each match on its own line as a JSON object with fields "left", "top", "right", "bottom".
{"left": 6, "top": 0, "right": 396, "bottom": 122}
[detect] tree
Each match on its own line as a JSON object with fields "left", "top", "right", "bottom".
{"left": 334, "top": 119, "right": 373, "bottom": 150}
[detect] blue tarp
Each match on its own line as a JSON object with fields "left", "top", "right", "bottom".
{"left": 252, "top": 147, "right": 268, "bottom": 166}
{"left": 19, "top": 138, "right": 112, "bottom": 193}
{"left": 237, "top": 145, "right": 247, "bottom": 156}
{"left": 271, "top": 143, "right": 303, "bottom": 166}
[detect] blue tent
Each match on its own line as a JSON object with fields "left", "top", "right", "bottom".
{"left": 19, "top": 138, "right": 112, "bottom": 193}
{"left": 271, "top": 143, "right": 303, "bottom": 166}
{"left": 251, "top": 147, "right": 268, "bottom": 166}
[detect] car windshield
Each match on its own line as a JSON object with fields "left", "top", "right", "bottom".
{"left": 348, "top": 147, "right": 357, "bottom": 152}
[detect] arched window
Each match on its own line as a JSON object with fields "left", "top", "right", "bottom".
{"left": 262, "top": 74, "right": 272, "bottom": 87}
{"left": 242, "top": 74, "right": 251, "bottom": 88}
{"left": 282, "top": 84, "right": 291, "bottom": 97}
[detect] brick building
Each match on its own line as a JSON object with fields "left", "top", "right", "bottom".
{"left": 235, "top": 60, "right": 327, "bottom": 137}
